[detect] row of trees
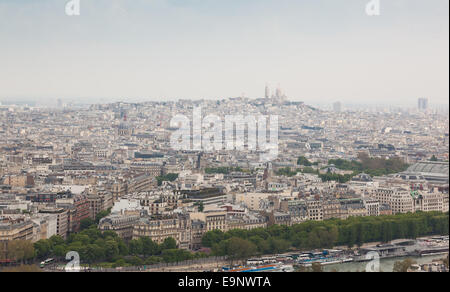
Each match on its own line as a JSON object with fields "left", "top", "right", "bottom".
{"left": 328, "top": 153, "right": 409, "bottom": 177}
{"left": 319, "top": 172, "right": 354, "bottom": 183}
{"left": 0, "top": 240, "right": 35, "bottom": 264}
{"left": 156, "top": 173, "right": 179, "bottom": 186}
{"left": 297, "top": 156, "right": 319, "bottom": 167}
{"left": 5, "top": 211, "right": 448, "bottom": 268}
{"left": 280, "top": 153, "right": 410, "bottom": 182}
{"left": 205, "top": 167, "right": 244, "bottom": 174}
{"left": 275, "top": 167, "right": 300, "bottom": 177}
{"left": 33, "top": 227, "right": 207, "bottom": 267}
{"left": 202, "top": 212, "right": 449, "bottom": 260}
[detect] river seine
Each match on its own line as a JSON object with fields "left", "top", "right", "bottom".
{"left": 322, "top": 254, "right": 447, "bottom": 272}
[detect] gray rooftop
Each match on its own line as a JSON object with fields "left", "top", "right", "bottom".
{"left": 407, "top": 161, "right": 449, "bottom": 176}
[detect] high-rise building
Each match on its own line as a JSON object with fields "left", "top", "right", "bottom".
{"left": 418, "top": 98, "right": 428, "bottom": 111}
{"left": 265, "top": 84, "right": 270, "bottom": 99}
{"left": 275, "top": 86, "right": 282, "bottom": 99}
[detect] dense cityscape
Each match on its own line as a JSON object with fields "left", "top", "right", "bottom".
{"left": 1, "top": 92, "right": 448, "bottom": 272}
{"left": 0, "top": 0, "right": 448, "bottom": 278}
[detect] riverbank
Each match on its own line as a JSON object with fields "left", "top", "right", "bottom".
{"left": 323, "top": 254, "right": 448, "bottom": 272}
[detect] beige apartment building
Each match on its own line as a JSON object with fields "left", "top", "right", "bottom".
{"left": 0, "top": 216, "right": 35, "bottom": 260}
{"left": 323, "top": 200, "right": 343, "bottom": 220}
{"left": 414, "top": 191, "right": 449, "bottom": 213}
{"left": 0, "top": 216, "right": 34, "bottom": 242}
{"left": 306, "top": 200, "right": 323, "bottom": 221}
{"left": 363, "top": 198, "right": 380, "bottom": 217}
{"left": 374, "top": 188, "right": 449, "bottom": 215}
{"left": 38, "top": 208, "right": 68, "bottom": 239}
{"left": 3, "top": 175, "right": 34, "bottom": 187}
{"left": 99, "top": 214, "right": 140, "bottom": 241}
{"left": 132, "top": 215, "right": 181, "bottom": 245}
{"left": 227, "top": 215, "right": 267, "bottom": 231}
{"left": 374, "top": 188, "right": 415, "bottom": 214}
{"left": 190, "top": 211, "right": 227, "bottom": 232}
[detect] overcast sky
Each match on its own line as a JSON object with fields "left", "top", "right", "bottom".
{"left": 0, "top": 0, "right": 448, "bottom": 106}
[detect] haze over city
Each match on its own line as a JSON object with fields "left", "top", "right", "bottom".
{"left": 0, "top": 0, "right": 449, "bottom": 276}
{"left": 0, "top": 0, "right": 449, "bottom": 106}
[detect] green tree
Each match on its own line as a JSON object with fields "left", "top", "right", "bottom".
{"left": 80, "top": 244, "right": 104, "bottom": 265}
{"left": 220, "top": 237, "right": 257, "bottom": 264}
{"left": 297, "top": 156, "right": 312, "bottom": 166}
{"left": 126, "top": 256, "right": 144, "bottom": 266}
{"left": 269, "top": 238, "right": 290, "bottom": 254}
{"left": 53, "top": 244, "right": 67, "bottom": 259}
{"left": 141, "top": 237, "right": 160, "bottom": 256}
{"left": 202, "top": 230, "right": 225, "bottom": 247}
{"left": 129, "top": 239, "right": 143, "bottom": 256}
{"left": 306, "top": 231, "right": 321, "bottom": 249}
{"left": 156, "top": 173, "right": 179, "bottom": 186}
{"left": 49, "top": 235, "right": 65, "bottom": 247}
{"left": 113, "top": 258, "right": 127, "bottom": 268}
{"left": 7, "top": 240, "right": 35, "bottom": 264}
{"left": 144, "top": 256, "right": 163, "bottom": 265}
{"left": 80, "top": 218, "right": 96, "bottom": 230}
{"left": 104, "top": 240, "right": 119, "bottom": 261}
{"left": 72, "top": 233, "right": 90, "bottom": 245}
{"left": 117, "top": 239, "right": 129, "bottom": 256}
{"left": 161, "top": 249, "right": 193, "bottom": 263}
{"left": 162, "top": 237, "right": 177, "bottom": 250}
{"left": 34, "top": 239, "right": 51, "bottom": 259}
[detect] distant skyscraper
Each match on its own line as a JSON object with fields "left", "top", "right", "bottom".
{"left": 418, "top": 98, "right": 428, "bottom": 111}
{"left": 333, "top": 102, "right": 342, "bottom": 112}
{"left": 265, "top": 84, "right": 270, "bottom": 99}
{"left": 275, "top": 85, "right": 282, "bottom": 99}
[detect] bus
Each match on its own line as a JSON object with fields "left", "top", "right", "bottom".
{"left": 246, "top": 256, "right": 278, "bottom": 266}
{"left": 40, "top": 258, "right": 54, "bottom": 268}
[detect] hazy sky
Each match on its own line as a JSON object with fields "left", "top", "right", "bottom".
{"left": 0, "top": 0, "right": 448, "bottom": 105}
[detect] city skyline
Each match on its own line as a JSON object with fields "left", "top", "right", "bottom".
{"left": 1, "top": 0, "right": 449, "bottom": 276}
{"left": 0, "top": 0, "right": 449, "bottom": 105}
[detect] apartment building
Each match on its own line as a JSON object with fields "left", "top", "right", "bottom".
{"left": 132, "top": 215, "right": 181, "bottom": 245}
{"left": 374, "top": 188, "right": 415, "bottom": 214}
{"left": 98, "top": 213, "right": 140, "bottom": 241}
{"left": 363, "top": 198, "right": 380, "bottom": 217}
{"left": 306, "top": 200, "right": 323, "bottom": 221}
{"left": 323, "top": 200, "right": 343, "bottom": 220}
{"left": 0, "top": 216, "right": 35, "bottom": 260}
{"left": 413, "top": 191, "right": 449, "bottom": 213}
{"left": 38, "top": 208, "right": 68, "bottom": 239}
{"left": 86, "top": 191, "right": 113, "bottom": 219}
